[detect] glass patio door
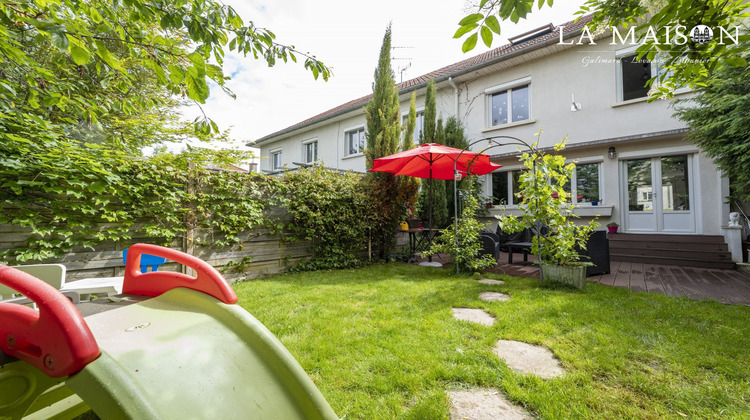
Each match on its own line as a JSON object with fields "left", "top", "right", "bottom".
{"left": 623, "top": 155, "right": 694, "bottom": 233}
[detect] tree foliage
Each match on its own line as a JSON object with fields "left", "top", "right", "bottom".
{"left": 456, "top": 0, "right": 750, "bottom": 99}
{"left": 0, "top": 143, "right": 279, "bottom": 262}
{"left": 417, "top": 79, "right": 448, "bottom": 228}
{"left": 399, "top": 92, "right": 421, "bottom": 218}
{"left": 442, "top": 116, "right": 475, "bottom": 221}
{"left": 674, "top": 51, "right": 750, "bottom": 201}
{"left": 364, "top": 24, "right": 403, "bottom": 257}
{"left": 0, "top": 0, "right": 330, "bottom": 136}
{"left": 365, "top": 24, "right": 400, "bottom": 168}
{"left": 428, "top": 179, "right": 496, "bottom": 273}
{"left": 496, "top": 138, "right": 598, "bottom": 267}
{"left": 282, "top": 167, "right": 376, "bottom": 271}
{"left": 422, "top": 78, "right": 438, "bottom": 143}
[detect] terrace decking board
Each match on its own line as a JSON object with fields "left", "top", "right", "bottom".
{"left": 695, "top": 269, "right": 748, "bottom": 305}
{"left": 613, "top": 261, "right": 632, "bottom": 289}
{"left": 654, "top": 265, "right": 685, "bottom": 298}
{"left": 714, "top": 269, "right": 750, "bottom": 302}
{"left": 448, "top": 251, "right": 750, "bottom": 305}
{"left": 594, "top": 261, "right": 619, "bottom": 286}
{"left": 671, "top": 266, "right": 715, "bottom": 301}
{"left": 642, "top": 264, "right": 666, "bottom": 295}
{"left": 628, "top": 263, "right": 647, "bottom": 293}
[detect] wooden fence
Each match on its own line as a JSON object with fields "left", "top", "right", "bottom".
{"left": 0, "top": 221, "right": 313, "bottom": 283}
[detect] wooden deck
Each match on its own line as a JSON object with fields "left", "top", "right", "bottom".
{"left": 483, "top": 252, "right": 750, "bottom": 306}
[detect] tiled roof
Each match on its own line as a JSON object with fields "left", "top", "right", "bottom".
{"left": 252, "top": 15, "right": 592, "bottom": 145}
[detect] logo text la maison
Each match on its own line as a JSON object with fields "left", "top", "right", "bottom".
{"left": 560, "top": 25, "right": 740, "bottom": 46}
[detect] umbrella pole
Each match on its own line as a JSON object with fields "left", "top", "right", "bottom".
{"left": 428, "top": 170, "right": 433, "bottom": 263}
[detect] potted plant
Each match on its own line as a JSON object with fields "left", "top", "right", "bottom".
{"left": 496, "top": 138, "right": 599, "bottom": 289}
{"left": 606, "top": 222, "right": 619, "bottom": 233}
{"left": 591, "top": 198, "right": 602, "bottom": 206}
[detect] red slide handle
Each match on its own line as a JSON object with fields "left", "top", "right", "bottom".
{"left": 0, "top": 265, "right": 100, "bottom": 378}
{"left": 122, "top": 244, "right": 238, "bottom": 304}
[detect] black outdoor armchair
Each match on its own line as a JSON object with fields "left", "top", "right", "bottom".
{"left": 479, "top": 232, "right": 501, "bottom": 262}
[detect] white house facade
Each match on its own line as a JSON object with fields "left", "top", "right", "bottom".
{"left": 251, "top": 16, "right": 730, "bottom": 239}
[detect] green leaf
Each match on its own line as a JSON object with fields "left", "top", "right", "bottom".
{"left": 724, "top": 56, "right": 747, "bottom": 67}
{"left": 480, "top": 26, "right": 493, "bottom": 48}
{"left": 453, "top": 23, "right": 479, "bottom": 39}
{"left": 485, "top": 15, "right": 501, "bottom": 35}
{"left": 185, "top": 67, "right": 210, "bottom": 103}
{"left": 89, "top": 7, "right": 103, "bottom": 24}
{"left": 70, "top": 45, "right": 90, "bottom": 65}
{"left": 462, "top": 33, "right": 478, "bottom": 53}
{"left": 50, "top": 31, "right": 69, "bottom": 51}
{"left": 459, "top": 13, "right": 484, "bottom": 26}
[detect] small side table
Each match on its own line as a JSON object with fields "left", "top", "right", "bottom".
{"left": 506, "top": 242, "right": 533, "bottom": 264}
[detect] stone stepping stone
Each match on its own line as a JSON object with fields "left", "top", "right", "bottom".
{"left": 448, "top": 388, "right": 532, "bottom": 419}
{"left": 478, "top": 278, "right": 505, "bottom": 285}
{"left": 492, "top": 340, "right": 565, "bottom": 379}
{"left": 452, "top": 308, "right": 495, "bottom": 326}
{"left": 479, "top": 292, "right": 510, "bottom": 302}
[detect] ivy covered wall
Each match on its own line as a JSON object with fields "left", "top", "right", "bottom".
{"left": 0, "top": 147, "right": 389, "bottom": 280}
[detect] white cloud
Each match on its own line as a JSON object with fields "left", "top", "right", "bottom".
{"left": 184, "top": 0, "right": 585, "bottom": 144}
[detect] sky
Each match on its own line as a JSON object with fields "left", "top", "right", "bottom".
{"left": 183, "top": 0, "right": 586, "bottom": 150}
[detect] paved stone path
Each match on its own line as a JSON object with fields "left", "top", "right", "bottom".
{"left": 492, "top": 340, "right": 565, "bottom": 379}
{"left": 446, "top": 278, "right": 567, "bottom": 418}
{"left": 478, "top": 278, "right": 505, "bottom": 285}
{"left": 451, "top": 308, "right": 495, "bottom": 326}
{"left": 448, "top": 389, "right": 532, "bottom": 420}
{"left": 479, "top": 292, "right": 510, "bottom": 302}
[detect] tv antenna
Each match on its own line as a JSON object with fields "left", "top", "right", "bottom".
{"left": 392, "top": 46, "right": 414, "bottom": 83}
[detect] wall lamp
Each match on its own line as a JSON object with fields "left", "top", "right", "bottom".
{"left": 608, "top": 147, "right": 617, "bottom": 159}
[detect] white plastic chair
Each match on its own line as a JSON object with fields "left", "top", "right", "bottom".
{"left": 0, "top": 264, "right": 79, "bottom": 305}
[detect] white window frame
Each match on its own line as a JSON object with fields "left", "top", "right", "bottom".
{"left": 491, "top": 160, "right": 602, "bottom": 206}
{"left": 401, "top": 108, "right": 425, "bottom": 144}
{"left": 614, "top": 47, "right": 660, "bottom": 103}
{"left": 485, "top": 76, "right": 532, "bottom": 128}
{"left": 490, "top": 167, "right": 523, "bottom": 206}
{"left": 302, "top": 138, "right": 318, "bottom": 164}
{"left": 568, "top": 160, "right": 603, "bottom": 205}
{"left": 270, "top": 148, "right": 283, "bottom": 170}
{"left": 343, "top": 126, "right": 365, "bottom": 157}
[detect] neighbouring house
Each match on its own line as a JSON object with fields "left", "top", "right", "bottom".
{"left": 251, "top": 16, "right": 738, "bottom": 268}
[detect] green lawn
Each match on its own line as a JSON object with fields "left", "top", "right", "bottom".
{"left": 233, "top": 264, "right": 750, "bottom": 419}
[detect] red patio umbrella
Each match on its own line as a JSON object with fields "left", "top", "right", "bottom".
{"left": 369, "top": 143, "right": 502, "bottom": 261}
{"left": 370, "top": 143, "right": 501, "bottom": 179}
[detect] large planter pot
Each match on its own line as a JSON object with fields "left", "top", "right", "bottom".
{"left": 541, "top": 263, "right": 586, "bottom": 289}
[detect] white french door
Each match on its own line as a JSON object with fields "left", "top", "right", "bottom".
{"left": 622, "top": 154, "right": 695, "bottom": 233}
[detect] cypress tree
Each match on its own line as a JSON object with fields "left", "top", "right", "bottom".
{"left": 364, "top": 24, "right": 402, "bottom": 257}
{"left": 364, "top": 23, "right": 400, "bottom": 169}
{"left": 417, "top": 78, "right": 448, "bottom": 228}
{"left": 399, "top": 92, "right": 421, "bottom": 219}
{"left": 422, "top": 79, "right": 437, "bottom": 143}
{"left": 443, "top": 117, "right": 477, "bottom": 221}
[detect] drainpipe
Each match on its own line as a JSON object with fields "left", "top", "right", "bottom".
{"left": 448, "top": 77, "right": 459, "bottom": 118}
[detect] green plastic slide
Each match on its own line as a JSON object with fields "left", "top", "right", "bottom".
{"left": 0, "top": 244, "right": 338, "bottom": 420}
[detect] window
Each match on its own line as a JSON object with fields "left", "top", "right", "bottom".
{"left": 616, "top": 49, "right": 673, "bottom": 102}
{"left": 492, "top": 163, "right": 600, "bottom": 206}
{"left": 403, "top": 111, "right": 425, "bottom": 144}
{"left": 303, "top": 140, "right": 318, "bottom": 164}
{"left": 619, "top": 54, "right": 652, "bottom": 101}
{"left": 271, "top": 149, "right": 282, "bottom": 170}
{"left": 572, "top": 162, "right": 601, "bottom": 204}
{"left": 345, "top": 128, "right": 365, "bottom": 156}
{"left": 491, "top": 170, "right": 523, "bottom": 205}
{"left": 490, "top": 85, "right": 530, "bottom": 126}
